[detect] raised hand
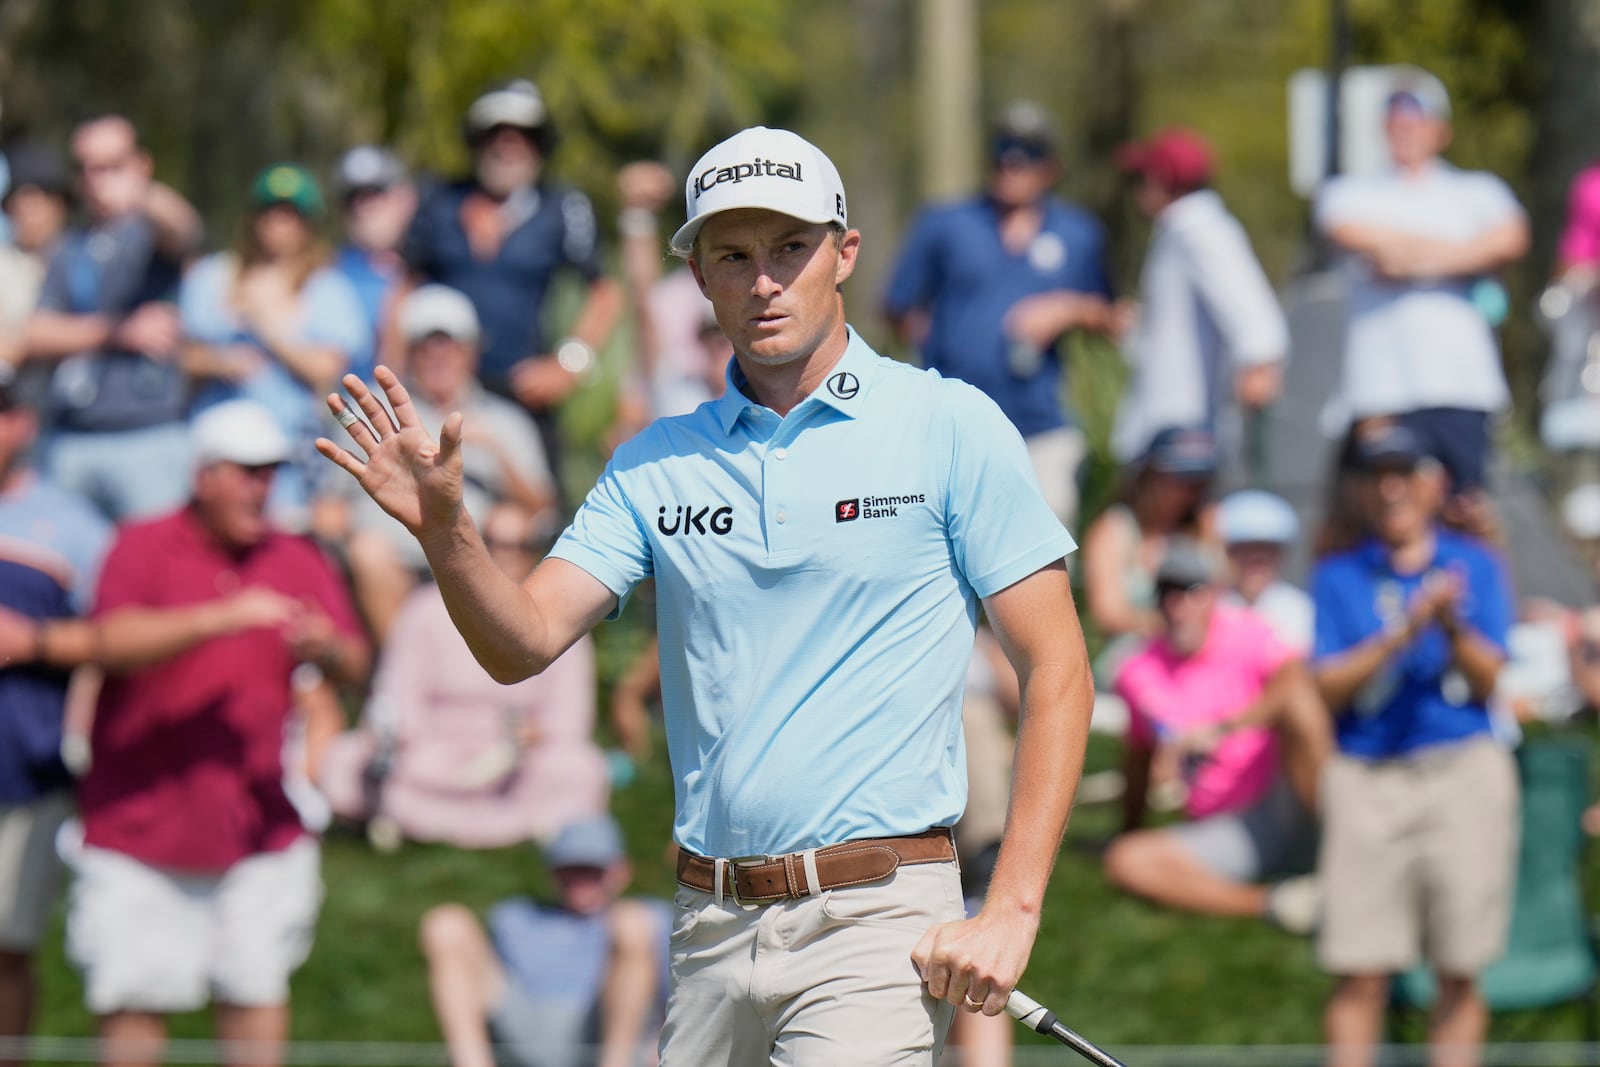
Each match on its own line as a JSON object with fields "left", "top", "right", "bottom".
{"left": 315, "top": 366, "right": 466, "bottom": 539}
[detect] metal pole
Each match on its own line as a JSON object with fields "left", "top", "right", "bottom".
{"left": 916, "top": 0, "right": 980, "bottom": 201}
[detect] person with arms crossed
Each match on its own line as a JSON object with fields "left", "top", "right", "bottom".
{"left": 320, "top": 126, "right": 1093, "bottom": 1065}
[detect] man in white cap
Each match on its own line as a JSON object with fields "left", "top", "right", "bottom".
{"left": 1217, "top": 489, "right": 1313, "bottom": 652}
{"left": 320, "top": 126, "right": 1093, "bottom": 1064}
{"left": 332, "top": 145, "right": 416, "bottom": 380}
{"left": 402, "top": 79, "right": 620, "bottom": 490}
{"left": 17, "top": 400, "right": 368, "bottom": 1067}
{"left": 318, "top": 284, "right": 555, "bottom": 641}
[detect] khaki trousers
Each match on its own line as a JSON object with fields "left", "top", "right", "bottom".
{"left": 659, "top": 862, "right": 965, "bottom": 1066}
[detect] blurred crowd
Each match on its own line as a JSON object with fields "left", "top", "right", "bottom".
{"left": 0, "top": 68, "right": 1596, "bottom": 1067}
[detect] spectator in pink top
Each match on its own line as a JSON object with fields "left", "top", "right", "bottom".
{"left": 1557, "top": 165, "right": 1600, "bottom": 278}
{"left": 1103, "top": 538, "right": 1329, "bottom": 932}
{"left": 317, "top": 500, "right": 608, "bottom": 848}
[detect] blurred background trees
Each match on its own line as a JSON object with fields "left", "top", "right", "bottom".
{"left": 0, "top": 0, "right": 1584, "bottom": 410}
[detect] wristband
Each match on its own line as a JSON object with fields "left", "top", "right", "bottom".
{"left": 618, "top": 207, "right": 659, "bottom": 238}
{"left": 555, "top": 337, "right": 597, "bottom": 377}
{"left": 29, "top": 621, "right": 46, "bottom": 665}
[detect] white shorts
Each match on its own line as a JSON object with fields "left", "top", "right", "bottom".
{"left": 1025, "top": 426, "right": 1088, "bottom": 530}
{"left": 0, "top": 792, "right": 74, "bottom": 951}
{"left": 67, "top": 837, "right": 322, "bottom": 1013}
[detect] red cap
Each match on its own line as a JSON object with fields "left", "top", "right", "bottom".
{"left": 1116, "top": 127, "right": 1215, "bottom": 190}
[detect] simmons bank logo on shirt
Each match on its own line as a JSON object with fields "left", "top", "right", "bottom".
{"left": 834, "top": 493, "right": 926, "bottom": 523}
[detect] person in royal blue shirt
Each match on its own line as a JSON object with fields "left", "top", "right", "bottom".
{"left": 402, "top": 80, "right": 621, "bottom": 491}
{"left": 1310, "top": 423, "right": 1516, "bottom": 1067}
{"left": 883, "top": 100, "right": 1115, "bottom": 527}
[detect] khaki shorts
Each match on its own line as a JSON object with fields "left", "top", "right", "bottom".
{"left": 0, "top": 791, "right": 74, "bottom": 951}
{"left": 659, "top": 861, "right": 965, "bottom": 1066}
{"left": 1025, "top": 427, "right": 1087, "bottom": 531}
{"left": 67, "top": 837, "right": 323, "bottom": 1013}
{"left": 1317, "top": 736, "right": 1518, "bottom": 977}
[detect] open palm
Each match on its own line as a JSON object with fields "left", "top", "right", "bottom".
{"left": 315, "top": 366, "right": 466, "bottom": 538}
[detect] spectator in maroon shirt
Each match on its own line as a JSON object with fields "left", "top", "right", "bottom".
{"left": 21, "top": 399, "right": 367, "bottom": 1067}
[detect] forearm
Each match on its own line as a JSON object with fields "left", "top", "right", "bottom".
{"left": 1314, "top": 629, "right": 1406, "bottom": 711}
{"left": 25, "top": 311, "right": 113, "bottom": 359}
{"left": 1425, "top": 220, "right": 1529, "bottom": 277}
{"left": 985, "top": 657, "right": 1092, "bottom": 917}
{"left": 258, "top": 332, "right": 346, "bottom": 392}
{"left": 566, "top": 278, "right": 624, "bottom": 351}
{"left": 1446, "top": 625, "right": 1504, "bottom": 702}
{"left": 37, "top": 603, "right": 230, "bottom": 674}
{"left": 418, "top": 510, "right": 555, "bottom": 683}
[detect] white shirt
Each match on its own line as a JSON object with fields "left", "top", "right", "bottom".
{"left": 1316, "top": 162, "right": 1522, "bottom": 428}
{"left": 1113, "top": 190, "right": 1288, "bottom": 461}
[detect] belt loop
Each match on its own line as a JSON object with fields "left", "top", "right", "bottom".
{"left": 800, "top": 848, "right": 821, "bottom": 897}
{"left": 713, "top": 858, "right": 727, "bottom": 906}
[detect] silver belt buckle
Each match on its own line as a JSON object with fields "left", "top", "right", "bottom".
{"left": 727, "top": 853, "right": 779, "bottom": 909}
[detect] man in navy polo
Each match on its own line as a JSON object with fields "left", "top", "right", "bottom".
{"left": 319, "top": 125, "right": 1094, "bottom": 1066}
{"left": 403, "top": 80, "right": 620, "bottom": 488}
{"left": 1311, "top": 424, "right": 1516, "bottom": 1067}
{"left": 883, "top": 100, "right": 1115, "bottom": 526}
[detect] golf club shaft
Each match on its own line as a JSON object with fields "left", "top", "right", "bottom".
{"left": 1005, "top": 990, "right": 1130, "bottom": 1067}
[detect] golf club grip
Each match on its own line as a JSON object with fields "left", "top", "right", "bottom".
{"left": 1004, "top": 990, "right": 1131, "bottom": 1067}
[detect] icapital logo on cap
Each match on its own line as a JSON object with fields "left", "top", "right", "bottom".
{"left": 693, "top": 156, "right": 805, "bottom": 200}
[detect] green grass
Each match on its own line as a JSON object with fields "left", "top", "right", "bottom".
{"left": 31, "top": 723, "right": 1600, "bottom": 1054}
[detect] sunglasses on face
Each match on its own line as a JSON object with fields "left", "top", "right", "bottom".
{"left": 1156, "top": 580, "right": 1207, "bottom": 601}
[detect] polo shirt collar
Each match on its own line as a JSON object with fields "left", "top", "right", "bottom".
{"left": 711, "top": 325, "right": 877, "bottom": 435}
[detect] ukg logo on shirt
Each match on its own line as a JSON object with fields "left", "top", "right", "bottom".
{"left": 657, "top": 505, "right": 734, "bottom": 536}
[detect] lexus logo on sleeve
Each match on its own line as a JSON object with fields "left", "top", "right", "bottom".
{"left": 827, "top": 371, "right": 859, "bottom": 400}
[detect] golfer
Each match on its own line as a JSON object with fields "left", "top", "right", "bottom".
{"left": 318, "top": 126, "right": 1093, "bottom": 1065}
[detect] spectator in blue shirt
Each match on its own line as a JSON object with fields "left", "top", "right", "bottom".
{"left": 23, "top": 115, "right": 202, "bottom": 522}
{"left": 331, "top": 146, "right": 415, "bottom": 382}
{"left": 1310, "top": 423, "right": 1516, "bottom": 1067}
{"left": 883, "top": 100, "right": 1115, "bottom": 527}
{"left": 0, "top": 368, "right": 112, "bottom": 1056}
{"left": 402, "top": 80, "right": 621, "bottom": 491}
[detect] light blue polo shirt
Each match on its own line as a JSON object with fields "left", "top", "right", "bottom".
{"left": 550, "top": 327, "right": 1076, "bottom": 857}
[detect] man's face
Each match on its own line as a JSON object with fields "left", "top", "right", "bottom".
{"left": 1226, "top": 541, "right": 1285, "bottom": 598}
{"left": 71, "top": 119, "right": 152, "bottom": 221}
{"left": 343, "top": 184, "right": 416, "bottom": 253}
{"left": 689, "top": 209, "right": 858, "bottom": 370}
{"left": 408, "top": 333, "right": 476, "bottom": 404}
{"left": 987, "top": 149, "right": 1059, "bottom": 209}
{"left": 1360, "top": 464, "right": 1433, "bottom": 547}
{"left": 473, "top": 126, "right": 542, "bottom": 198}
{"left": 194, "top": 461, "right": 277, "bottom": 550}
{"left": 5, "top": 187, "right": 69, "bottom": 254}
{"left": 554, "top": 864, "right": 621, "bottom": 916}
{"left": 1158, "top": 580, "right": 1216, "bottom": 657}
{"left": 1133, "top": 174, "right": 1172, "bottom": 220}
{"left": 482, "top": 503, "right": 541, "bottom": 582}
{"left": 253, "top": 204, "right": 314, "bottom": 259}
{"left": 1385, "top": 108, "right": 1448, "bottom": 169}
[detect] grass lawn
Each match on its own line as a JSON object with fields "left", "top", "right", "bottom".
{"left": 30, "top": 721, "right": 1600, "bottom": 1057}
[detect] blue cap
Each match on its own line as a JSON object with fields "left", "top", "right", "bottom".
{"left": 1353, "top": 424, "right": 1425, "bottom": 472}
{"left": 544, "top": 815, "right": 625, "bottom": 869}
{"left": 1143, "top": 426, "right": 1218, "bottom": 479}
{"left": 1219, "top": 490, "right": 1299, "bottom": 546}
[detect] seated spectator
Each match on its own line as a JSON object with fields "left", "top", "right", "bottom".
{"left": 0, "top": 368, "right": 111, "bottom": 1066}
{"left": 317, "top": 499, "right": 604, "bottom": 848}
{"left": 1217, "top": 489, "right": 1313, "bottom": 651}
{"left": 1082, "top": 426, "right": 1219, "bottom": 714}
{"left": 0, "top": 142, "right": 71, "bottom": 375}
{"left": 315, "top": 284, "right": 555, "bottom": 641}
{"left": 19, "top": 400, "right": 368, "bottom": 1067}
{"left": 1311, "top": 424, "right": 1515, "bottom": 1067}
{"left": 331, "top": 146, "right": 415, "bottom": 381}
{"left": 23, "top": 115, "right": 201, "bottom": 522}
{"left": 182, "top": 163, "right": 368, "bottom": 531}
{"left": 1103, "top": 538, "right": 1329, "bottom": 932}
{"left": 419, "top": 815, "right": 669, "bottom": 1067}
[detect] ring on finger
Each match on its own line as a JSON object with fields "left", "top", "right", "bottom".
{"left": 963, "top": 994, "right": 983, "bottom": 1009}
{"left": 336, "top": 408, "right": 362, "bottom": 430}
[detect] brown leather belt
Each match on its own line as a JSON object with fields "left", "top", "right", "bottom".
{"left": 676, "top": 827, "right": 956, "bottom": 904}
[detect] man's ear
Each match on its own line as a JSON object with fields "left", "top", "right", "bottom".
{"left": 834, "top": 229, "right": 862, "bottom": 287}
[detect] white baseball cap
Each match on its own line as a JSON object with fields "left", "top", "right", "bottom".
{"left": 191, "top": 400, "right": 292, "bottom": 468}
{"left": 670, "top": 126, "right": 848, "bottom": 256}
{"left": 400, "top": 284, "right": 481, "bottom": 344}
{"left": 465, "top": 80, "right": 548, "bottom": 135}
{"left": 1218, "top": 490, "right": 1299, "bottom": 546}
